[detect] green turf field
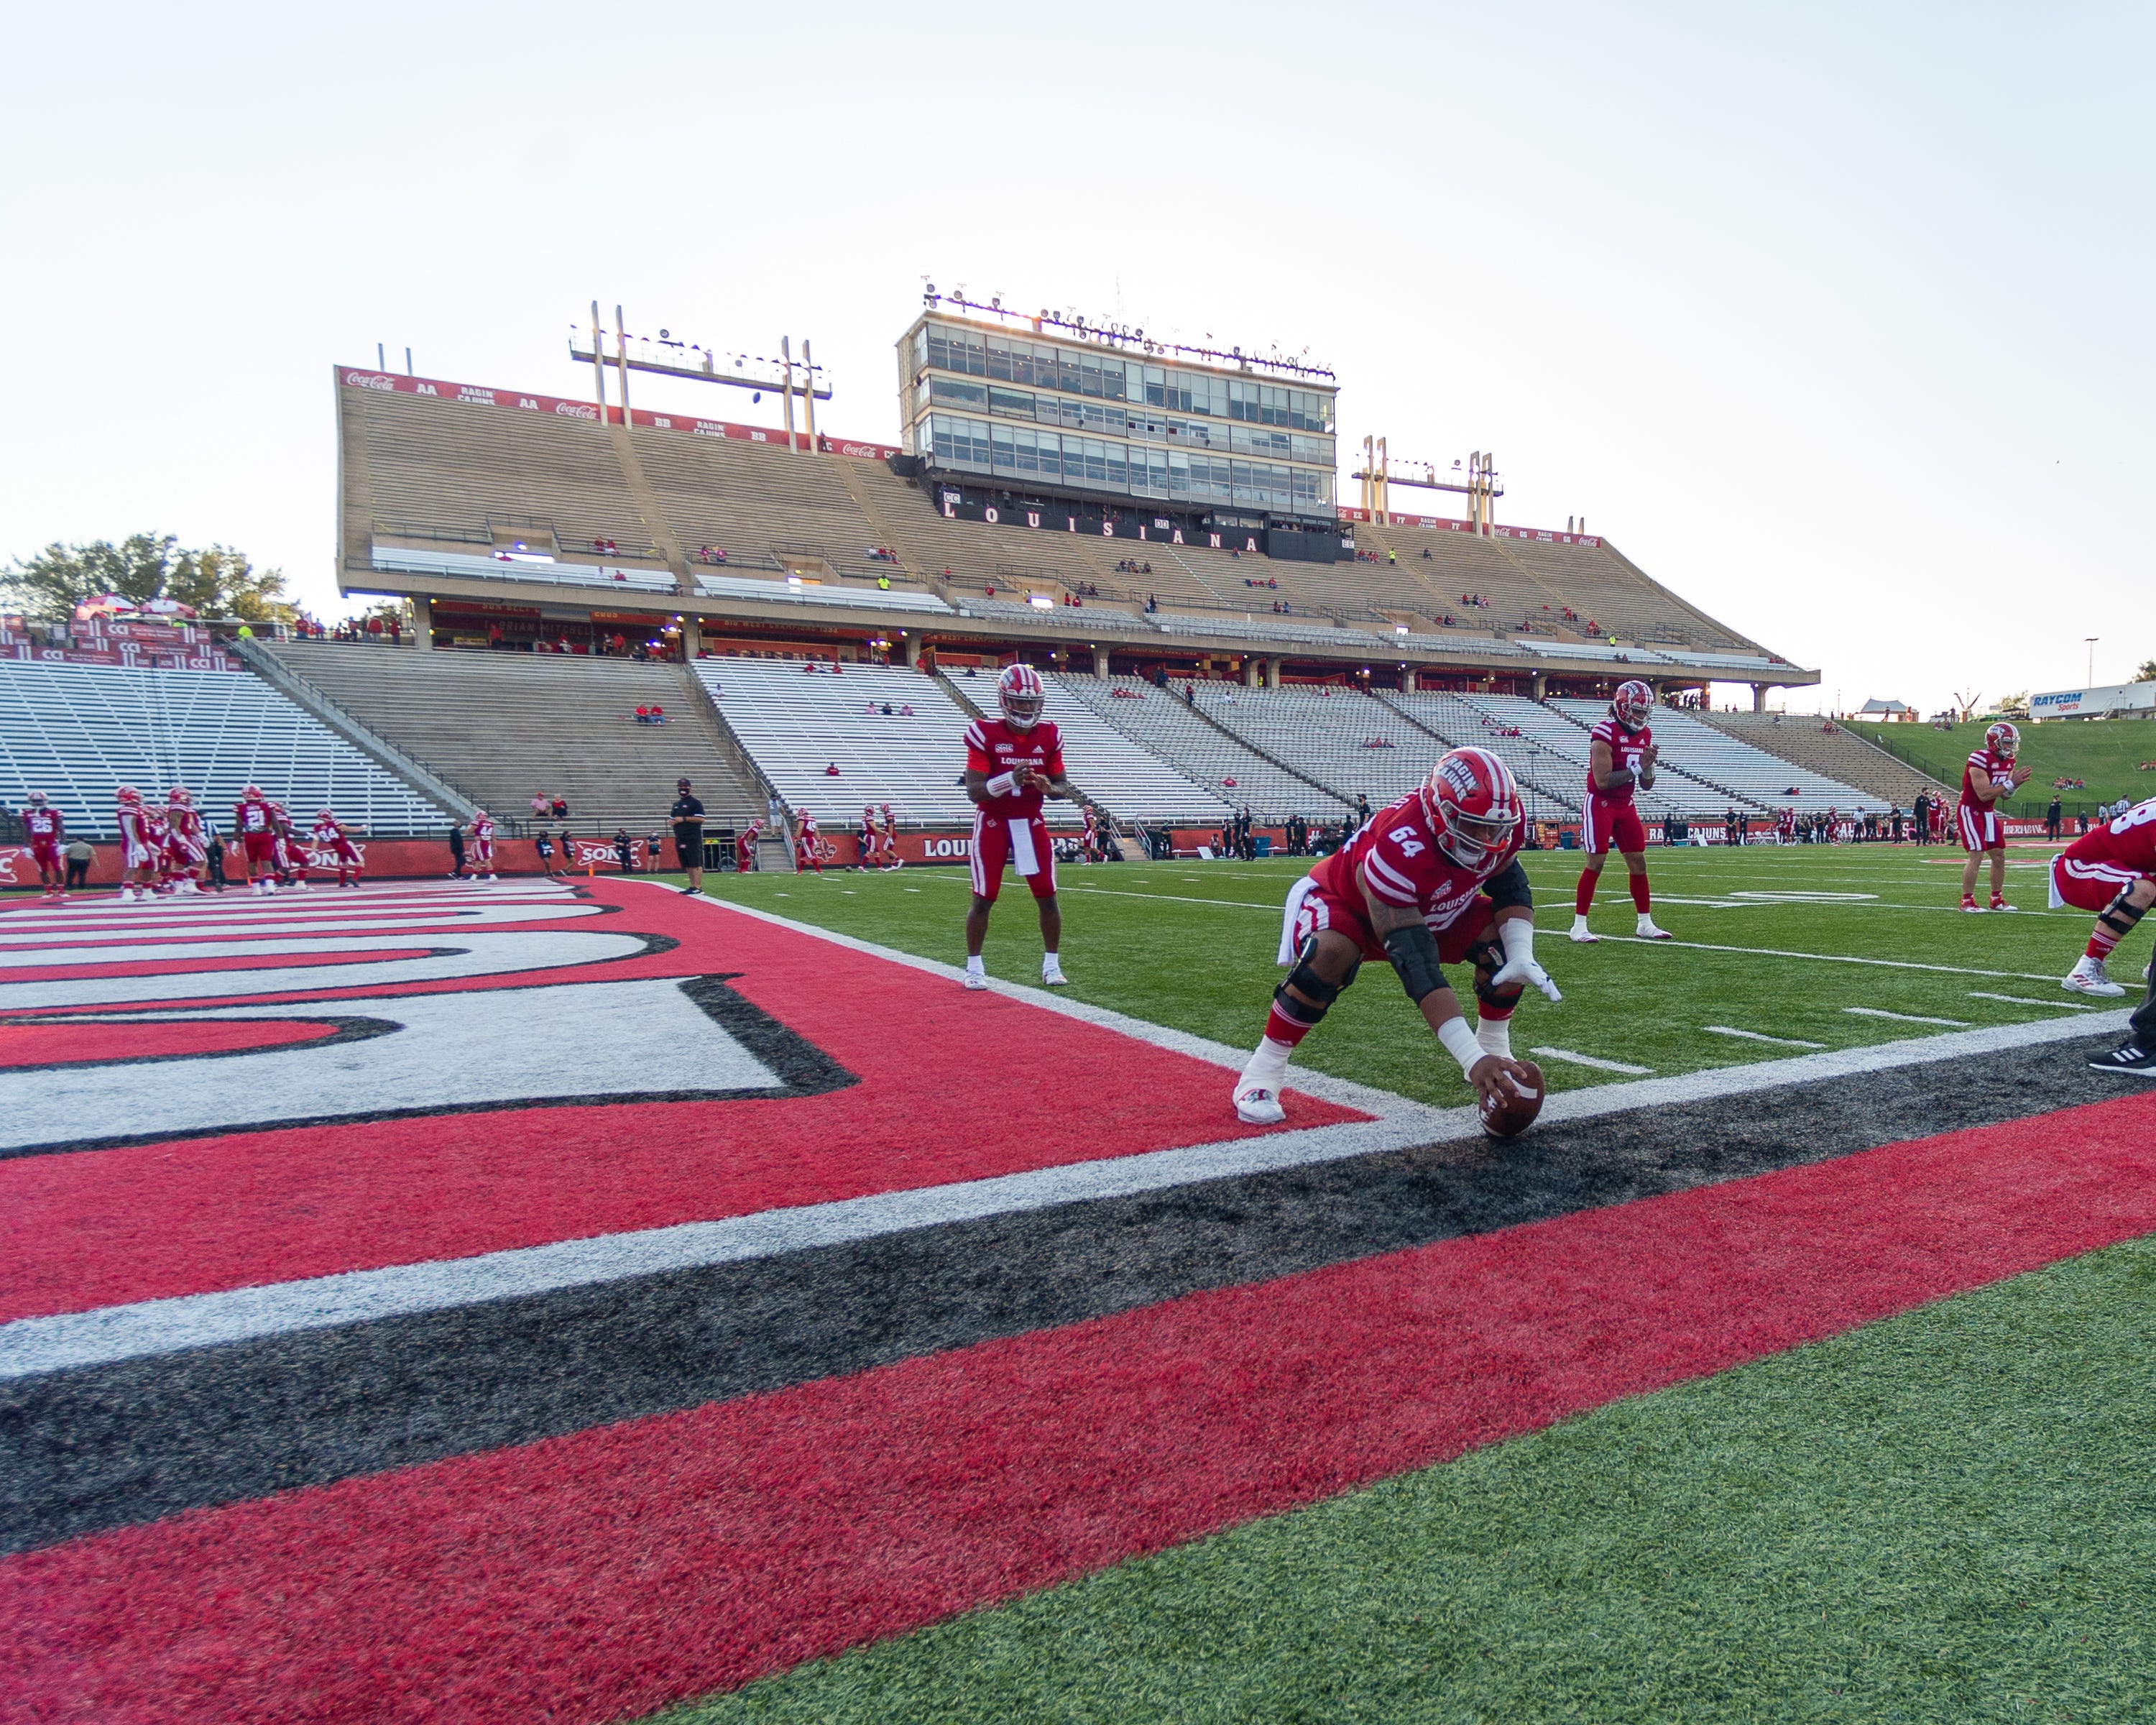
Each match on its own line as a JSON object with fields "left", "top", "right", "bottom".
{"left": 1851, "top": 717, "right": 2156, "bottom": 817}
{"left": 678, "top": 842, "right": 2138, "bottom": 1111}
{"left": 653, "top": 1235, "right": 2156, "bottom": 1725}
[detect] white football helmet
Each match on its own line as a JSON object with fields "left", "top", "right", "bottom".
{"left": 998, "top": 663, "right": 1046, "bottom": 730}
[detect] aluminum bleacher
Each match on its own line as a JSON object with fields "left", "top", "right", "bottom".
{"left": 0, "top": 660, "right": 448, "bottom": 840}
{"left": 1187, "top": 685, "right": 1434, "bottom": 810}
{"left": 694, "top": 658, "right": 1046, "bottom": 827}
{"left": 1548, "top": 700, "right": 1884, "bottom": 813}
{"left": 1054, "top": 676, "right": 1348, "bottom": 822}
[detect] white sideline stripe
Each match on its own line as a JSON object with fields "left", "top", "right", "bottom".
{"left": 1530, "top": 1046, "right": 1655, "bottom": 1075}
{"left": 1571, "top": 932, "right": 2067, "bottom": 984}
{"left": 0, "top": 891, "right": 2127, "bottom": 1381}
{"left": 1969, "top": 992, "right": 2094, "bottom": 1010}
{"left": 1703, "top": 1025, "right": 1827, "bottom": 1048}
{"left": 1845, "top": 1006, "right": 1969, "bottom": 1027}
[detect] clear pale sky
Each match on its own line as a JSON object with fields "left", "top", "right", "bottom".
{"left": 4, "top": 2, "right": 2148, "bottom": 713}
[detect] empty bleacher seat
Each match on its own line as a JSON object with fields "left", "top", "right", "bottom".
{"left": 0, "top": 660, "right": 449, "bottom": 839}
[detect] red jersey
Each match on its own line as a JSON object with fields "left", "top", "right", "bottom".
{"left": 1587, "top": 716, "right": 1652, "bottom": 806}
{"left": 966, "top": 717, "right": 1065, "bottom": 819}
{"left": 1961, "top": 749, "right": 2013, "bottom": 808}
{"left": 22, "top": 806, "right": 63, "bottom": 845}
{"left": 471, "top": 816, "right": 495, "bottom": 849}
{"left": 235, "top": 796, "right": 273, "bottom": 835}
{"left": 2062, "top": 798, "right": 2156, "bottom": 874}
{"left": 1312, "top": 789, "right": 1524, "bottom": 936}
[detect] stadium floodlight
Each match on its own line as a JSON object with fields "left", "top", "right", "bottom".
{"left": 571, "top": 306, "right": 831, "bottom": 453}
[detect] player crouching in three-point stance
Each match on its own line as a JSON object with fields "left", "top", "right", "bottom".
{"left": 2055, "top": 798, "right": 2156, "bottom": 1057}
{"left": 963, "top": 663, "right": 1079, "bottom": 990}
{"left": 1958, "top": 720, "right": 2030, "bottom": 911}
{"left": 1571, "top": 678, "right": 1672, "bottom": 942}
{"left": 1233, "top": 747, "right": 1561, "bottom": 1124}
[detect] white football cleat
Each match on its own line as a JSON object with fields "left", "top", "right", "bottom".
{"left": 1636, "top": 916, "right": 1674, "bottom": 940}
{"left": 116, "top": 888, "right": 135, "bottom": 903}
{"left": 2063, "top": 958, "right": 2128, "bottom": 998}
{"left": 1232, "top": 1077, "right": 1287, "bottom": 1126}
{"left": 962, "top": 966, "right": 990, "bottom": 990}
{"left": 1568, "top": 916, "right": 1600, "bottom": 944}
{"left": 1041, "top": 957, "right": 1069, "bottom": 987}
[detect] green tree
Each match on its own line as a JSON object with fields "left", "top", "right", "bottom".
{"left": 1, "top": 533, "right": 294, "bottom": 623}
{"left": 2137, "top": 658, "right": 2155, "bottom": 684}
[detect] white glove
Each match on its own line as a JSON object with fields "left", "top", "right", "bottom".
{"left": 1491, "top": 918, "right": 1562, "bottom": 1002}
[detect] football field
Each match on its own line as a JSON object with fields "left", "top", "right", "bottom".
{"left": 7, "top": 849, "right": 2154, "bottom": 1725}
{"left": 691, "top": 842, "right": 2120, "bottom": 1107}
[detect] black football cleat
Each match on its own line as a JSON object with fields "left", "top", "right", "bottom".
{"left": 2087, "top": 1042, "right": 2156, "bottom": 1077}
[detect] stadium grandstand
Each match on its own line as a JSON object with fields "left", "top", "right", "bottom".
{"left": 180, "top": 290, "right": 1896, "bottom": 845}
{"left": 0, "top": 659, "right": 450, "bottom": 839}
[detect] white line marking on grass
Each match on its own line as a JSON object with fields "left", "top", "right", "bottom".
{"left": 1531, "top": 1046, "right": 1655, "bottom": 1075}
{"left": 1844, "top": 1007, "right": 1968, "bottom": 1026}
{"left": 1703, "top": 1025, "right": 1827, "bottom": 1048}
{"left": 1968, "top": 991, "right": 2095, "bottom": 1010}
{"left": 1560, "top": 930, "right": 2068, "bottom": 984}
{"left": 4, "top": 950, "right": 2124, "bottom": 1381}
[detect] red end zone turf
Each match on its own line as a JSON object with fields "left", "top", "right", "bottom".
{"left": 9, "top": 1090, "right": 2154, "bottom": 1725}
{"left": 0, "top": 886, "right": 1365, "bottom": 1322}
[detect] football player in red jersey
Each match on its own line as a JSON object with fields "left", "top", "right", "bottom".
{"left": 21, "top": 791, "right": 66, "bottom": 901}
{"left": 1957, "top": 720, "right": 2030, "bottom": 910}
{"left": 963, "top": 663, "right": 1080, "bottom": 988}
{"left": 469, "top": 809, "right": 497, "bottom": 880}
{"left": 2055, "top": 795, "right": 2156, "bottom": 1011}
{"left": 878, "top": 804, "right": 900, "bottom": 870}
{"left": 162, "top": 787, "right": 208, "bottom": 893}
{"left": 233, "top": 786, "right": 279, "bottom": 893}
{"left": 736, "top": 817, "right": 764, "bottom": 872}
{"left": 312, "top": 808, "right": 366, "bottom": 887}
{"left": 114, "top": 786, "right": 159, "bottom": 903}
{"left": 1570, "top": 679, "right": 1672, "bottom": 942}
{"left": 1233, "top": 746, "right": 1560, "bottom": 1124}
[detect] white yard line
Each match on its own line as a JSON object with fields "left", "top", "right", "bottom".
{"left": 1845, "top": 1006, "right": 1968, "bottom": 1026}
{"left": 1530, "top": 1046, "right": 1655, "bottom": 1075}
{"left": 1968, "top": 991, "right": 2095, "bottom": 1010}
{"left": 1703, "top": 1025, "right": 1828, "bottom": 1048}
{"left": 1549, "top": 929, "right": 2070, "bottom": 984}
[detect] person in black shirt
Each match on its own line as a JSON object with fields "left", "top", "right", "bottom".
{"left": 447, "top": 821, "right": 466, "bottom": 879}
{"left": 670, "top": 778, "right": 706, "bottom": 895}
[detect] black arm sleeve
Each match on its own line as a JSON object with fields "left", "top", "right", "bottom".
{"left": 1382, "top": 921, "right": 1448, "bottom": 1005}
{"left": 1484, "top": 859, "right": 1532, "bottom": 913}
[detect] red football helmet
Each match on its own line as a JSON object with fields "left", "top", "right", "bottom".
{"left": 167, "top": 786, "right": 191, "bottom": 805}
{"left": 1985, "top": 719, "right": 2020, "bottom": 761}
{"left": 242, "top": 783, "right": 263, "bottom": 799}
{"left": 1419, "top": 747, "right": 1524, "bottom": 871}
{"left": 318, "top": 808, "right": 336, "bottom": 821}
{"left": 998, "top": 663, "right": 1045, "bottom": 731}
{"left": 26, "top": 790, "right": 45, "bottom": 806}
{"left": 1611, "top": 679, "right": 1654, "bottom": 732}
{"left": 116, "top": 785, "right": 141, "bottom": 804}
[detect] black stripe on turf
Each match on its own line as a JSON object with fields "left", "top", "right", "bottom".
{"left": 0, "top": 1036, "right": 2137, "bottom": 1555}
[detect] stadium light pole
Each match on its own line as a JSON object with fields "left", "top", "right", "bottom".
{"left": 2086, "top": 637, "right": 2098, "bottom": 686}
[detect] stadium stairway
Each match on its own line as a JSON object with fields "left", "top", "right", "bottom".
{"left": 1537, "top": 698, "right": 1773, "bottom": 814}
{"left": 260, "top": 643, "right": 760, "bottom": 834}
{"left": 1689, "top": 712, "right": 1950, "bottom": 809}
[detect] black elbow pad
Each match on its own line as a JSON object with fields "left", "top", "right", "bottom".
{"left": 1485, "top": 860, "right": 1532, "bottom": 912}
{"left": 1382, "top": 921, "right": 1447, "bottom": 1004}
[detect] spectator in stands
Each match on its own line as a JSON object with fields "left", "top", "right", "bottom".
{"left": 488, "top": 622, "right": 505, "bottom": 650}
{"left": 825, "top": 762, "right": 841, "bottom": 776}
{"left": 635, "top": 705, "right": 651, "bottom": 724}
{"left": 531, "top": 794, "right": 550, "bottom": 819}
{"left": 650, "top": 704, "right": 665, "bottom": 723}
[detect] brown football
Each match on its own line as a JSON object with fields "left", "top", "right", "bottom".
{"left": 1478, "top": 1059, "right": 1546, "bottom": 1140}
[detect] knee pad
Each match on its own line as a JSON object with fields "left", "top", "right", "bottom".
{"left": 2099, "top": 889, "right": 2148, "bottom": 938}
{"left": 1469, "top": 938, "right": 1523, "bottom": 1011}
{"left": 1276, "top": 939, "right": 1349, "bottom": 1026}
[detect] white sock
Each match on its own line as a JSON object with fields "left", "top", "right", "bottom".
{"left": 1044, "top": 950, "right": 1060, "bottom": 966}
{"left": 1571, "top": 913, "right": 1590, "bottom": 926}
{"left": 965, "top": 954, "right": 985, "bottom": 975}
{"left": 1475, "top": 1014, "right": 1513, "bottom": 1059}
{"left": 1243, "top": 1035, "right": 1293, "bottom": 1085}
